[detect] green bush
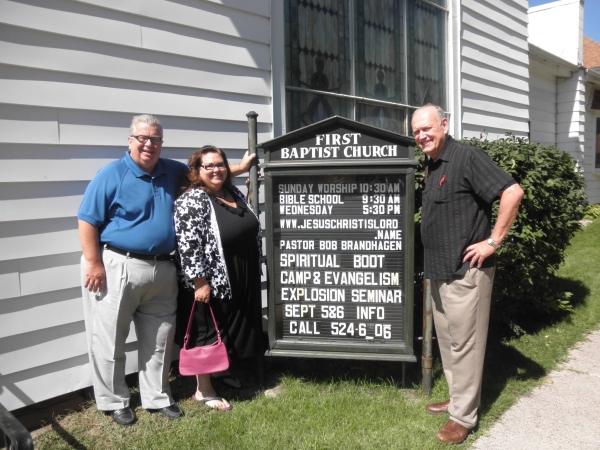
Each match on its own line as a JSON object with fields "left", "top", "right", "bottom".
{"left": 583, "top": 203, "right": 600, "bottom": 220}
{"left": 414, "top": 135, "right": 588, "bottom": 330}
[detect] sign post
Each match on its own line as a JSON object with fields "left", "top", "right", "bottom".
{"left": 260, "top": 116, "right": 417, "bottom": 367}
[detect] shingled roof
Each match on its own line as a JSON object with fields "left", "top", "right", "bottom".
{"left": 583, "top": 37, "right": 600, "bottom": 69}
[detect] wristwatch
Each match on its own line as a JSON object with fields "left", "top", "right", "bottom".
{"left": 487, "top": 237, "right": 499, "bottom": 249}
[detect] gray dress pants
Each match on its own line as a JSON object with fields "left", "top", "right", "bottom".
{"left": 81, "top": 248, "right": 177, "bottom": 411}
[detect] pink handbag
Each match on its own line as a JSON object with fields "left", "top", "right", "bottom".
{"left": 179, "top": 301, "right": 230, "bottom": 376}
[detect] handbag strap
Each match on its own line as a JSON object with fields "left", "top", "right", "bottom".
{"left": 183, "top": 299, "right": 221, "bottom": 350}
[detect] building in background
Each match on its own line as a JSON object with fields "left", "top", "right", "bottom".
{"left": 528, "top": 0, "right": 600, "bottom": 204}
{"left": 0, "top": 0, "right": 596, "bottom": 413}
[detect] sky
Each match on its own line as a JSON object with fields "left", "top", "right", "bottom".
{"left": 528, "top": 0, "right": 600, "bottom": 43}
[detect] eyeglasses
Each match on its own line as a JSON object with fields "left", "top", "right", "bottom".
{"left": 130, "top": 135, "right": 163, "bottom": 145}
{"left": 200, "top": 164, "right": 227, "bottom": 171}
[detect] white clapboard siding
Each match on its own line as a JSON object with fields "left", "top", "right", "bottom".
{"left": 0, "top": 27, "right": 271, "bottom": 96}
{"left": 583, "top": 112, "right": 600, "bottom": 204}
{"left": 0, "top": 145, "right": 261, "bottom": 183}
{"left": 0, "top": 260, "right": 20, "bottom": 301}
{"left": 0, "top": 66, "right": 272, "bottom": 124}
{"left": 460, "top": 0, "right": 530, "bottom": 139}
{"left": 556, "top": 71, "right": 586, "bottom": 170}
{"left": 73, "top": 0, "right": 270, "bottom": 43}
{"left": 0, "top": 182, "right": 87, "bottom": 222}
{"left": 18, "top": 252, "right": 82, "bottom": 296}
{"left": 0, "top": 0, "right": 272, "bottom": 411}
{"left": 529, "top": 66, "right": 557, "bottom": 146}
{"left": 0, "top": 288, "right": 82, "bottom": 339}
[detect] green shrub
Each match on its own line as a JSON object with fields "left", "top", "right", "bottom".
{"left": 583, "top": 203, "right": 600, "bottom": 220}
{"left": 413, "top": 135, "right": 588, "bottom": 330}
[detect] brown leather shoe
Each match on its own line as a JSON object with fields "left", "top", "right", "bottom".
{"left": 436, "top": 419, "right": 469, "bottom": 444}
{"left": 426, "top": 399, "right": 450, "bottom": 415}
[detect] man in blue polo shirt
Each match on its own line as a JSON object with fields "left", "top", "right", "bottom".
{"left": 78, "top": 114, "right": 252, "bottom": 426}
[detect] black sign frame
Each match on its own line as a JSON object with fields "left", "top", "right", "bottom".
{"left": 260, "top": 116, "right": 417, "bottom": 362}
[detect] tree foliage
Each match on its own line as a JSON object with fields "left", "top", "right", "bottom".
{"left": 414, "top": 135, "right": 588, "bottom": 330}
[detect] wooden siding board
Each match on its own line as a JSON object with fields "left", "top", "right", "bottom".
{"left": 0, "top": 104, "right": 59, "bottom": 144}
{"left": 462, "top": 110, "right": 529, "bottom": 132}
{"left": 461, "top": 10, "right": 528, "bottom": 50}
{"left": 0, "top": 354, "right": 92, "bottom": 410}
{"left": 0, "top": 182, "right": 86, "bottom": 222}
{"left": 462, "top": 46, "right": 529, "bottom": 78}
{"left": 203, "top": 0, "right": 270, "bottom": 17}
{"left": 530, "top": 121, "right": 555, "bottom": 134}
{"left": 0, "top": 260, "right": 20, "bottom": 300}
{"left": 461, "top": 0, "right": 528, "bottom": 25}
{"left": 529, "top": 131, "right": 555, "bottom": 146}
{"left": 140, "top": 18, "right": 271, "bottom": 71}
{"left": 462, "top": 97, "right": 529, "bottom": 119}
{"left": 461, "top": 29, "right": 529, "bottom": 65}
{"left": 461, "top": 60, "right": 529, "bottom": 93}
{"left": 73, "top": 0, "right": 270, "bottom": 43}
{"left": 529, "top": 73, "right": 557, "bottom": 93}
{"left": 56, "top": 109, "right": 272, "bottom": 148}
{"left": 0, "top": 144, "right": 125, "bottom": 183}
{"left": 19, "top": 252, "right": 81, "bottom": 296}
{"left": 0, "top": 28, "right": 271, "bottom": 95}
{"left": 0, "top": 288, "right": 82, "bottom": 339}
{"left": 530, "top": 106, "right": 556, "bottom": 124}
{"left": 0, "top": 145, "right": 256, "bottom": 183}
{"left": 0, "top": 74, "right": 272, "bottom": 123}
{"left": 461, "top": 77, "right": 529, "bottom": 105}
{"left": 529, "top": 90, "right": 555, "bottom": 105}
{"left": 0, "top": 323, "right": 87, "bottom": 375}
{"left": 0, "top": 217, "right": 79, "bottom": 261}
{"left": 0, "top": 0, "right": 143, "bottom": 48}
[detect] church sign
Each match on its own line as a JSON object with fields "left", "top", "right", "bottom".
{"left": 260, "top": 116, "right": 417, "bottom": 361}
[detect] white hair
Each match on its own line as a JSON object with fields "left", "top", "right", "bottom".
{"left": 129, "top": 114, "right": 163, "bottom": 137}
{"left": 413, "top": 104, "right": 446, "bottom": 124}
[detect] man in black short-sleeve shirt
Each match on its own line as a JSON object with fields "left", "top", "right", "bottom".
{"left": 413, "top": 105, "right": 524, "bottom": 444}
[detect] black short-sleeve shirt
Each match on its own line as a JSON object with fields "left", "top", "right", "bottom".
{"left": 421, "top": 137, "right": 516, "bottom": 280}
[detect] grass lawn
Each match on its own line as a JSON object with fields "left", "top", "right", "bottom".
{"left": 34, "top": 220, "right": 600, "bottom": 449}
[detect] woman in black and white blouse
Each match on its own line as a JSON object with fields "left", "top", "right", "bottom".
{"left": 175, "top": 145, "right": 262, "bottom": 411}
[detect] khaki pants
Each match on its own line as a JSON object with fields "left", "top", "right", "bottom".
{"left": 430, "top": 266, "right": 495, "bottom": 428}
{"left": 81, "top": 248, "right": 178, "bottom": 411}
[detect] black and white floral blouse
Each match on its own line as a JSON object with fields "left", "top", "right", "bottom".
{"left": 174, "top": 185, "right": 262, "bottom": 300}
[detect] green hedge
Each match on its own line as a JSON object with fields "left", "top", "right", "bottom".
{"left": 414, "top": 135, "right": 588, "bottom": 330}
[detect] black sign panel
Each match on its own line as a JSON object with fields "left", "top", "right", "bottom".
{"left": 274, "top": 173, "right": 404, "bottom": 341}
{"left": 261, "top": 116, "right": 416, "bottom": 361}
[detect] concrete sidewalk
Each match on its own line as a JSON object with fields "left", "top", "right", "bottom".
{"left": 472, "top": 329, "right": 600, "bottom": 450}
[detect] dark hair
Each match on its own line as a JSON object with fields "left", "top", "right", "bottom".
{"left": 180, "top": 145, "right": 233, "bottom": 195}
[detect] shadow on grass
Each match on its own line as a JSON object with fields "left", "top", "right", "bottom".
{"left": 489, "top": 277, "right": 590, "bottom": 338}
{"left": 166, "top": 336, "right": 438, "bottom": 406}
{"left": 49, "top": 421, "right": 87, "bottom": 450}
{"left": 142, "top": 275, "right": 587, "bottom": 414}
{"left": 478, "top": 337, "right": 546, "bottom": 420}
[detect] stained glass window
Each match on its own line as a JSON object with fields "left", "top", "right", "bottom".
{"left": 285, "top": 0, "right": 447, "bottom": 134}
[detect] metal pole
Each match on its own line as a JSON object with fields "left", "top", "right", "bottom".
{"left": 246, "top": 111, "right": 264, "bottom": 386}
{"left": 422, "top": 275, "right": 433, "bottom": 396}
{"left": 246, "top": 111, "right": 259, "bottom": 215}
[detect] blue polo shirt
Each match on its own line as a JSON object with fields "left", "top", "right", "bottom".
{"left": 78, "top": 151, "right": 188, "bottom": 254}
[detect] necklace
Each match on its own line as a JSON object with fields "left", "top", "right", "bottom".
{"left": 213, "top": 189, "right": 228, "bottom": 199}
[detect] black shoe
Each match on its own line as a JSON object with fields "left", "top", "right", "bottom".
{"left": 107, "top": 407, "right": 137, "bottom": 426}
{"left": 157, "top": 403, "right": 184, "bottom": 420}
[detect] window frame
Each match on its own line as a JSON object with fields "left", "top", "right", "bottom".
{"left": 275, "top": 0, "right": 450, "bottom": 137}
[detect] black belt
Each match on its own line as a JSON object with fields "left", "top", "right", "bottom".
{"left": 102, "top": 244, "right": 173, "bottom": 262}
